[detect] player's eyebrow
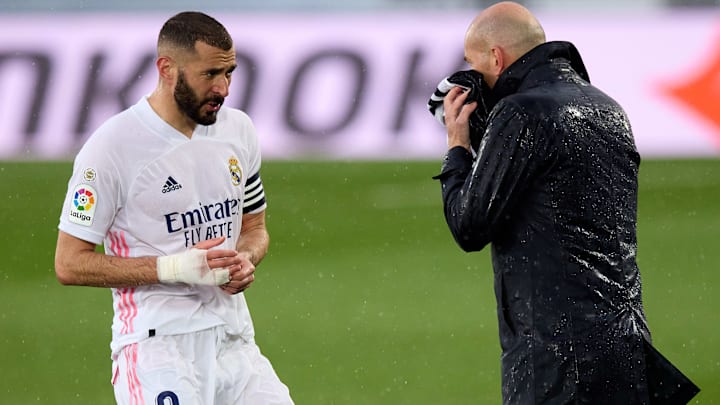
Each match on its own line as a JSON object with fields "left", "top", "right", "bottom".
{"left": 206, "top": 64, "right": 237, "bottom": 76}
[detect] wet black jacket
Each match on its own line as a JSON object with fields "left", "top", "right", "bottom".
{"left": 435, "top": 41, "right": 655, "bottom": 404}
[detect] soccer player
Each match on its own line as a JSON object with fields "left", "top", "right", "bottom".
{"left": 433, "top": 1, "right": 698, "bottom": 403}
{"left": 54, "top": 12, "right": 294, "bottom": 404}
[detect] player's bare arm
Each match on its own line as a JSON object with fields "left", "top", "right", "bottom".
{"left": 237, "top": 211, "right": 270, "bottom": 266}
{"left": 55, "top": 231, "right": 241, "bottom": 288}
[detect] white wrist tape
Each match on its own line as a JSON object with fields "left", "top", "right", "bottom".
{"left": 157, "top": 249, "right": 230, "bottom": 286}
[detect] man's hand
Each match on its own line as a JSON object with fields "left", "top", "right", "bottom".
{"left": 157, "top": 237, "right": 237, "bottom": 286}
{"left": 443, "top": 86, "right": 477, "bottom": 152}
{"left": 194, "top": 237, "right": 257, "bottom": 295}
{"left": 220, "top": 252, "right": 256, "bottom": 295}
{"left": 428, "top": 70, "right": 495, "bottom": 153}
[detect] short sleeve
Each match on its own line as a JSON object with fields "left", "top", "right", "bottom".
{"left": 58, "top": 137, "right": 121, "bottom": 245}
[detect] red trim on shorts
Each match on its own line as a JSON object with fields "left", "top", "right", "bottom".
{"left": 124, "top": 344, "right": 145, "bottom": 405}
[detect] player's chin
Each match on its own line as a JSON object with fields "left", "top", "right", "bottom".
{"left": 197, "top": 113, "right": 218, "bottom": 126}
{"left": 195, "top": 105, "right": 220, "bottom": 124}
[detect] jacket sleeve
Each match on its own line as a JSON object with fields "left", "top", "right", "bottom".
{"left": 433, "top": 102, "right": 541, "bottom": 252}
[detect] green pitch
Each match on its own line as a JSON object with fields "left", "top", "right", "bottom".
{"left": 0, "top": 159, "right": 718, "bottom": 404}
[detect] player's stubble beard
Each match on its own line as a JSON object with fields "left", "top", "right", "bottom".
{"left": 174, "top": 71, "right": 224, "bottom": 126}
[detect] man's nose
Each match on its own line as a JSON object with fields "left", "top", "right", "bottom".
{"left": 213, "top": 76, "right": 230, "bottom": 98}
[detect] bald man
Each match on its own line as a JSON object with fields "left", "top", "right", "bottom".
{"left": 434, "top": 2, "right": 698, "bottom": 404}
{"left": 55, "top": 12, "right": 293, "bottom": 404}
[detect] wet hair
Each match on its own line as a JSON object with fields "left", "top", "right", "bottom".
{"left": 157, "top": 11, "right": 233, "bottom": 53}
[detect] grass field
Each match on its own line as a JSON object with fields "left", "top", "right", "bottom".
{"left": 0, "top": 159, "right": 718, "bottom": 404}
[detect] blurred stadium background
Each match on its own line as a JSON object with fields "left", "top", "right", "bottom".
{"left": 0, "top": 0, "right": 719, "bottom": 11}
{"left": 1, "top": 0, "right": 719, "bottom": 404}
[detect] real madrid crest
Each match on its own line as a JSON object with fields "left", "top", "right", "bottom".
{"left": 228, "top": 156, "right": 242, "bottom": 186}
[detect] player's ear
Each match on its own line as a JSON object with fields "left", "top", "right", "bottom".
{"left": 156, "top": 56, "right": 176, "bottom": 84}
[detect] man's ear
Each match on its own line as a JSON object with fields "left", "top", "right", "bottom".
{"left": 156, "top": 56, "right": 176, "bottom": 84}
{"left": 490, "top": 46, "right": 505, "bottom": 76}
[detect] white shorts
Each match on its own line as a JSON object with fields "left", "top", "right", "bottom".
{"left": 112, "top": 326, "right": 293, "bottom": 405}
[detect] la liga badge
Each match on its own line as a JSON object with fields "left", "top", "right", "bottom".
{"left": 68, "top": 184, "right": 97, "bottom": 226}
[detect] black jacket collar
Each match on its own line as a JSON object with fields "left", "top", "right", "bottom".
{"left": 493, "top": 41, "right": 590, "bottom": 100}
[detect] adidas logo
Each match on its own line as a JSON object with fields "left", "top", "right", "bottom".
{"left": 161, "top": 176, "right": 183, "bottom": 194}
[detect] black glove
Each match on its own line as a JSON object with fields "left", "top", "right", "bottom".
{"left": 427, "top": 70, "right": 496, "bottom": 152}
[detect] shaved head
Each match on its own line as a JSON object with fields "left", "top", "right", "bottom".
{"left": 465, "top": 1, "right": 545, "bottom": 65}
{"left": 157, "top": 11, "right": 233, "bottom": 58}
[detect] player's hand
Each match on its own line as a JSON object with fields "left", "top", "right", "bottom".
{"left": 192, "top": 237, "right": 227, "bottom": 250}
{"left": 220, "top": 253, "right": 256, "bottom": 295}
{"left": 443, "top": 86, "right": 476, "bottom": 152}
{"left": 156, "top": 237, "right": 239, "bottom": 286}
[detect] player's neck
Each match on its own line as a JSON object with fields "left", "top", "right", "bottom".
{"left": 147, "top": 92, "right": 197, "bottom": 139}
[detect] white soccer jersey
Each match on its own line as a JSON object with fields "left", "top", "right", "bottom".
{"left": 58, "top": 97, "right": 267, "bottom": 358}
